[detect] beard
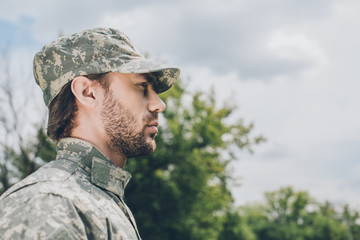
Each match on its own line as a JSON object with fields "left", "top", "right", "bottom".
{"left": 101, "top": 89, "right": 157, "bottom": 157}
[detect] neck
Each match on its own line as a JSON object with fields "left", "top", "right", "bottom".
{"left": 71, "top": 126, "right": 127, "bottom": 168}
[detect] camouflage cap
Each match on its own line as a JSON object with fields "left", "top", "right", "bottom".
{"left": 33, "top": 27, "right": 180, "bottom": 107}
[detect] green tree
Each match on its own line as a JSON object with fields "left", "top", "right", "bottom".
{"left": 310, "top": 201, "right": 349, "bottom": 240}
{"left": 242, "top": 187, "right": 353, "bottom": 240}
{"left": 125, "top": 81, "right": 264, "bottom": 240}
{"left": 342, "top": 204, "right": 360, "bottom": 240}
{"left": 218, "top": 208, "right": 256, "bottom": 240}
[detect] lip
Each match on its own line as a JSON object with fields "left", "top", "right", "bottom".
{"left": 146, "top": 121, "right": 159, "bottom": 134}
{"left": 147, "top": 121, "right": 159, "bottom": 127}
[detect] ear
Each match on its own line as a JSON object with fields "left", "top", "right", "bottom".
{"left": 71, "top": 76, "right": 101, "bottom": 107}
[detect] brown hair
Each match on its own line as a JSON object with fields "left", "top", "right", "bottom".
{"left": 47, "top": 73, "right": 110, "bottom": 141}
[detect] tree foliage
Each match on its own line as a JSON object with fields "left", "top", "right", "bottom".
{"left": 240, "top": 186, "right": 360, "bottom": 240}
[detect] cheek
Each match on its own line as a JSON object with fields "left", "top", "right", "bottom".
{"left": 116, "top": 89, "right": 147, "bottom": 109}
{"left": 111, "top": 87, "right": 148, "bottom": 123}
{"left": 123, "top": 97, "right": 148, "bottom": 118}
{"left": 122, "top": 100, "right": 147, "bottom": 126}
{"left": 127, "top": 102, "right": 146, "bottom": 119}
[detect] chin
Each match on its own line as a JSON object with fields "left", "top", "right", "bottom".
{"left": 147, "top": 140, "right": 157, "bottom": 153}
{"left": 132, "top": 139, "right": 156, "bottom": 157}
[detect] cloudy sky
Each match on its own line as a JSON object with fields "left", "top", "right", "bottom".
{"left": 1, "top": 0, "right": 359, "bottom": 207}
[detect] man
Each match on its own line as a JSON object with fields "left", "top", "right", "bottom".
{"left": 0, "top": 27, "right": 180, "bottom": 239}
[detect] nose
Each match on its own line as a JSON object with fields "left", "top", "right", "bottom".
{"left": 148, "top": 87, "right": 166, "bottom": 113}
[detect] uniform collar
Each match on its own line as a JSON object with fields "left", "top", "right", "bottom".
{"left": 56, "top": 137, "right": 132, "bottom": 199}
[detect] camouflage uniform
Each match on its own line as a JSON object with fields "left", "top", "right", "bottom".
{"left": 0, "top": 138, "right": 141, "bottom": 239}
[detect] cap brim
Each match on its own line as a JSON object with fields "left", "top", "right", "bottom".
{"left": 112, "top": 59, "right": 180, "bottom": 93}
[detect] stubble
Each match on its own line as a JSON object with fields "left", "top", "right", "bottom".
{"left": 101, "top": 89, "right": 157, "bottom": 157}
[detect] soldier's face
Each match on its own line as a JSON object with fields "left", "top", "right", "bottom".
{"left": 100, "top": 73, "right": 166, "bottom": 157}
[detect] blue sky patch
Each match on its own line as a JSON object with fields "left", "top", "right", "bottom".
{"left": 0, "top": 16, "right": 40, "bottom": 50}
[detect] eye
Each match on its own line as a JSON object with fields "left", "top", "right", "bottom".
{"left": 139, "top": 82, "right": 148, "bottom": 88}
{"left": 138, "top": 82, "right": 149, "bottom": 95}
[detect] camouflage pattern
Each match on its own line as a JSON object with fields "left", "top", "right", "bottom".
{"left": 33, "top": 27, "right": 180, "bottom": 107}
{"left": 0, "top": 138, "right": 141, "bottom": 239}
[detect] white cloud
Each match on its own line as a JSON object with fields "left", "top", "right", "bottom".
{"left": 267, "top": 31, "right": 328, "bottom": 70}
{"left": 231, "top": 144, "right": 360, "bottom": 208}
{"left": 99, "top": 4, "right": 183, "bottom": 63}
{"left": 333, "top": 0, "right": 360, "bottom": 18}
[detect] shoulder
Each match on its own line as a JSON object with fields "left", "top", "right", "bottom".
{"left": 0, "top": 159, "right": 111, "bottom": 209}
{"left": 0, "top": 159, "right": 138, "bottom": 239}
{"left": 0, "top": 191, "right": 89, "bottom": 239}
{"left": 0, "top": 159, "right": 77, "bottom": 199}
{"left": 0, "top": 163, "right": 109, "bottom": 239}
